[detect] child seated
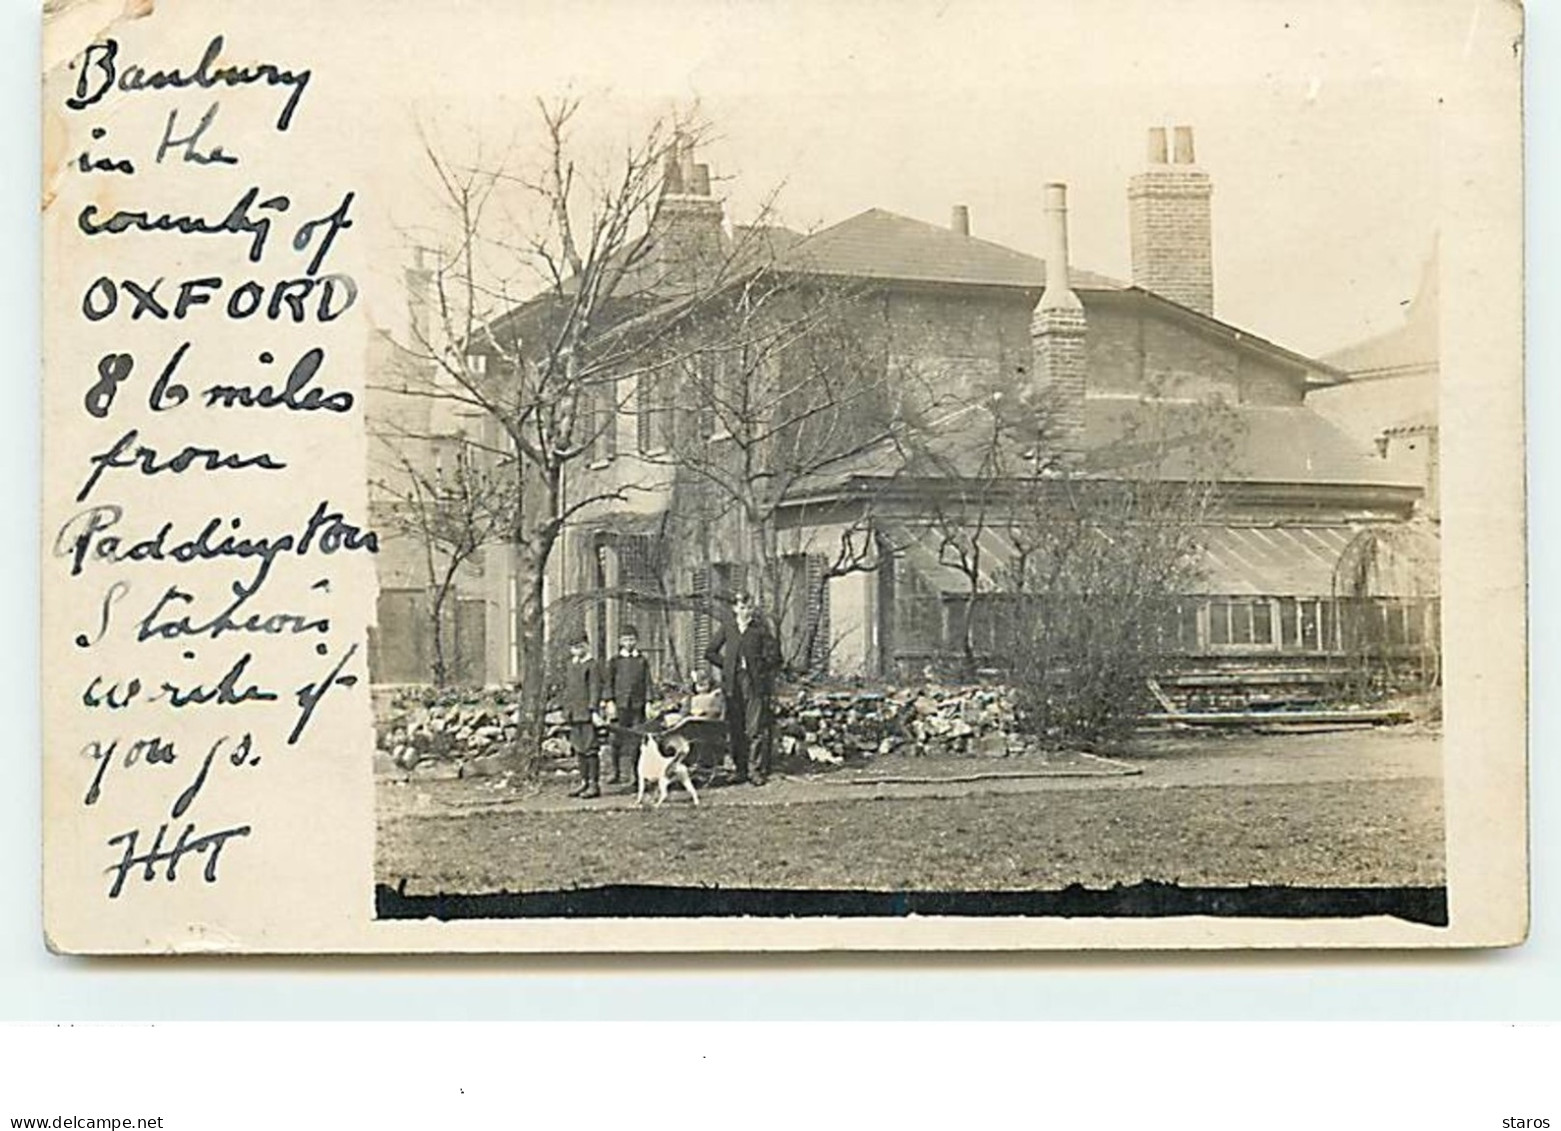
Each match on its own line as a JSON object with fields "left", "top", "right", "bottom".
{"left": 687, "top": 669, "right": 725, "bottom": 721}
{"left": 654, "top": 670, "right": 724, "bottom": 730}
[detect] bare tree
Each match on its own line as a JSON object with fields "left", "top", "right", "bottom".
{"left": 905, "top": 393, "right": 1055, "bottom": 675}
{"left": 894, "top": 386, "right": 1239, "bottom": 744}
{"left": 636, "top": 275, "right": 944, "bottom": 670}
{"left": 381, "top": 98, "right": 880, "bottom": 752}
{"left": 1002, "top": 395, "right": 1240, "bottom": 746}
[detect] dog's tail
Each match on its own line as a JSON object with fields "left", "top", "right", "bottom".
{"left": 660, "top": 733, "right": 693, "bottom": 768}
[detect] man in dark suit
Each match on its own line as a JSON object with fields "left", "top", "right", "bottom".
{"left": 704, "top": 591, "right": 783, "bottom": 785}
{"left": 604, "top": 624, "right": 652, "bottom": 786}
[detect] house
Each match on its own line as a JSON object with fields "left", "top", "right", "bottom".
{"left": 1308, "top": 245, "right": 1440, "bottom": 518}
{"left": 367, "top": 126, "right": 1437, "bottom": 689}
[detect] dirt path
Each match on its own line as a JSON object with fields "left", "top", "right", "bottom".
{"left": 377, "top": 728, "right": 1441, "bottom": 820}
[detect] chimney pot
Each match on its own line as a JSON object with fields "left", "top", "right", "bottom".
{"left": 1147, "top": 127, "right": 1169, "bottom": 165}
{"left": 951, "top": 204, "right": 971, "bottom": 236}
{"left": 690, "top": 163, "right": 711, "bottom": 196}
{"left": 1128, "top": 125, "right": 1214, "bottom": 314}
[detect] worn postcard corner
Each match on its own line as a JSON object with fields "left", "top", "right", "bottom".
{"left": 39, "top": 0, "right": 1524, "bottom": 955}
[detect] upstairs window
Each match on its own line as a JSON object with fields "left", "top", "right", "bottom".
{"left": 636, "top": 373, "right": 674, "bottom": 454}
{"left": 584, "top": 379, "right": 618, "bottom": 464}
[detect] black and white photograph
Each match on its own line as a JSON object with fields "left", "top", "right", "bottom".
{"left": 363, "top": 2, "right": 1467, "bottom": 928}
{"left": 38, "top": 0, "right": 1522, "bottom": 952}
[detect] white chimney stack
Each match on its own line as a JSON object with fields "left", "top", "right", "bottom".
{"left": 1039, "top": 182, "right": 1082, "bottom": 311}
{"left": 1030, "top": 181, "right": 1088, "bottom": 467}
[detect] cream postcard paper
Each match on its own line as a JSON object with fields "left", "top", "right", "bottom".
{"left": 41, "top": 0, "right": 1525, "bottom": 952}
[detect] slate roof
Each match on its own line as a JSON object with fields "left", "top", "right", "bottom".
{"left": 789, "top": 398, "right": 1416, "bottom": 497}
{"left": 1322, "top": 245, "right": 1439, "bottom": 379}
{"left": 1321, "top": 315, "right": 1437, "bottom": 378}
{"left": 777, "top": 208, "right": 1126, "bottom": 291}
{"left": 1083, "top": 400, "right": 1415, "bottom": 487}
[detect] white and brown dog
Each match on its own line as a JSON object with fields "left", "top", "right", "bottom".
{"left": 636, "top": 729, "right": 700, "bottom": 807}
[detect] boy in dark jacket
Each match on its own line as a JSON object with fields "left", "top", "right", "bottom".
{"left": 561, "top": 634, "right": 602, "bottom": 799}
{"left": 604, "top": 625, "right": 652, "bottom": 786}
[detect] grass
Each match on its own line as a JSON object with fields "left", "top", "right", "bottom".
{"left": 376, "top": 776, "right": 1444, "bottom": 895}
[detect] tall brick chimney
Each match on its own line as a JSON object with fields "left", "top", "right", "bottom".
{"left": 648, "top": 136, "right": 726, "bottom": 296}
{"left": 1128, "top": 125, "right": 1214, "bottom": 315}
{"left": 1031, "top": 182, "right": 1087, "bottom": 466}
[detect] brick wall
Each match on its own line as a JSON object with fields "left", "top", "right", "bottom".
{"left": 878, "top": 287, "right": 1035, "bottom": 404}
{"left": 841, "top": 285, "right": 1306, "bottom": 412}
{"left": 1081, "top": 301, "right": 1302, "bottom": 405}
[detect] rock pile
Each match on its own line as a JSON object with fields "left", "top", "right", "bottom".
{"left": 375, "top": 683, "right": 1025, "bottom": 774}
{"left": 375, "top": 689, "right": 521, "bottom": 770}
{"left": 774, "top": 684, "right": 1019, "bottom": 767}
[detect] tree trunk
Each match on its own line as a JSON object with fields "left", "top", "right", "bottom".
{"left": 959, "top": 586, "right": 978, "bottom": 678}
{"left": 514, "top": 561, "right": 550, "bottom": 768}
{"left": 511, "top": 468, "right": 564, "bottom": 775}
{"left": 428, "top": 589, "right": 450, "bottom": 687}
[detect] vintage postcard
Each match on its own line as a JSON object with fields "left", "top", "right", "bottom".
{"left": 40, "top": 0, "right": 1525, "bottom": 953}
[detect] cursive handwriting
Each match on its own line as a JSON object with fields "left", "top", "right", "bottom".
{"left": 83, "top": 652, "right": 279, "bottom": 712}
{"left": 289, "top": 642, "right": 359, "bottom": 744}
{"left": 204, "top": 348, "right": 354, "bottom": 413}
{"left": 68, "top": 35, "right": 312, "bottom": 131}
{"left": 83, "top": 734, "right": 175, "bottom": 806}
{"left": 76, "top": 428, "right": 286, "bottom": 503}
{"left": 157, "top": 102, "right": 238, "bottom": 167}
{"left": 137, "top": 579, "right": 331, "bottom": 643}
{"left": 57, "top": 501, "right": 378, "bottom": 590}
{"left": 78, "top": 185, "right": 289, "bottom": 264}
{"left": 105, "top": 819, "right": 252, "bottom": 898}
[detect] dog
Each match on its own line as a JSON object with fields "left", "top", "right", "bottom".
{"left": 636, "top": 730, "right": 700, "bottom": 807}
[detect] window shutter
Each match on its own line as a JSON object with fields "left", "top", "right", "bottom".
{"left": 636, "top": 378, "right": 653, "bottom": 453}
{"left": 690, "top": 566, "right": 711, "bottom": 665}
{"left": 601, "top": 382, "right": 618, "bottom": 460}
{"left": 806, "top": 553, "right": 830, "bottom": 673}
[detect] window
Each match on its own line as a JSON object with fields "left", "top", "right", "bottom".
{"left": 585, "top": 380, "right": 618, "bottom": 464}
{"left": 892, "top": 560, "right": 942, "bottom": 654}
{"left": 1277, "top": 598, "right": 1338, "bottom": 653}
{"left": 636, "top": 373, "right": 674, "bottom": 453}
{"left": 711, "top": 562, "right": 746, "bottom": 604}
{"left": 701, "top": 353, "right": 729, "bottom": 441}
{"left": 1340, "top": 597, "right": 1436, "bottom": 656}
{"left": 1207, "top": 597, "right": 1277, "bottom": 649}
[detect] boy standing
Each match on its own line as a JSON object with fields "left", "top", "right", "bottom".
{"left": 604, "top": 625, "right": 652, "bottom": 786}
{"left": 562, "top": 634, "right": 602, "bottom": 799}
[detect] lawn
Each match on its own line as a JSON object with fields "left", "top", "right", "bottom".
{"left": 376, "top": 776, "right": 1445, "bottom": 895}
